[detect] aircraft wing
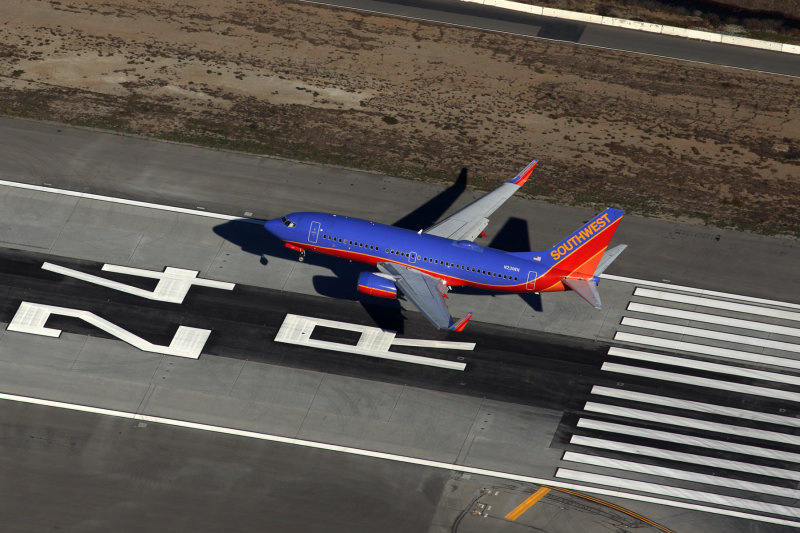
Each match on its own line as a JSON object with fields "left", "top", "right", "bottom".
{"left": 423, "top": 159, "right": 538, "bottom": 241}
{"left": 377, "top": 262, "right": 472, "bottom": 331}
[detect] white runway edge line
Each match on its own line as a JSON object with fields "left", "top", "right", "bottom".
{"left": 0, "top": 179, "right": 251, "bottom": 222}
{"left": 4, "top": 393, "right": 800, "bottom": 529}
{"left": 1, "top": 180, "right": 798, "bottom": 311}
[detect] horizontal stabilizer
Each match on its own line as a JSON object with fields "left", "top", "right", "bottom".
{"left": 595, "top": 244, "right": 627, "bottom": 277}
{"left": 449, "top": 312, "right": 473, "bottom": 332}
{"left": 562, "top": 278, "right": 602, "bottom": 309}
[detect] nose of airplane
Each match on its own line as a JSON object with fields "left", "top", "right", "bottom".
{"left": 263, "top": 218, "right": 282, "bottom": 236}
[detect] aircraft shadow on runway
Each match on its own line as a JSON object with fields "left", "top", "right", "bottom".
{"left": 456, "top": 216, "right": 543, "bottom": 312}
{"left": 213, "top": 167, "right": 541, "bottom": 333}
{"left": 212, "top": 219, "right": 408, "bottom": 332}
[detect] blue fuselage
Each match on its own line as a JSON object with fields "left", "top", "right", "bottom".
{"left": 265, "top": 212, "right": 560, "bottom": 292}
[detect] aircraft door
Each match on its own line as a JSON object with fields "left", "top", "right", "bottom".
{"left": 308, "top": 221, "right": 321, "bottom": 244}
{"left": 409, "top": 251, "right": 417, "bottom": 264}
{"left": 526, "top": 271, "right": 537, "bottom": 291}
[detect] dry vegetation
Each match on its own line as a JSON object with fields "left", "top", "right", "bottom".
{"left": 0, "top": 0, "right": 798, "bottom": 234}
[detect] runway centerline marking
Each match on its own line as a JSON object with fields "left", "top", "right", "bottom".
{"left": 3, "top": 391, "right": 798, "bottom": 528}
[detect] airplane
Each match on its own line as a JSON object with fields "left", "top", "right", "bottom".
{"left": 264, "top": 159, "right": 626, "bottom": 331}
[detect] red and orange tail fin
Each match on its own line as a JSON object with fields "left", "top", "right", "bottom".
{"left": 548, "top": 208, "right": 624, "bottom": 278}
{"left": 507, "top": 159, "right": 538, "bottom": 186}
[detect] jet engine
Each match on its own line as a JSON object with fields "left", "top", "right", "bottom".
{"left": 357, "top": 272, "right": 397, "bottom": 299}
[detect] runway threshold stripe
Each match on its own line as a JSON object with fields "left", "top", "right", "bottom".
{"left": 583, "top": 403, "right": 800, "bottom": 446}
{"left": 577, "top": 419, "right": 800, "bottom": 464}
{"left": 591, "top": 385, "right": 800, "bottom": 429}
{"left": 613, "top": 332, "right": 800, "bottom": 370}
{"left": 602, "top": 362, "right": 800, "bottom": 403}
{"left": 606, "top": 347, "right": 800, "bottom": 387}
{"left": 562, "top": 451, "right": 800, "bottom": 499}
{"left": 3, "top": 393, "right": 800, "bottom": 528}
{"left": 620, "top": 317, "right": 800, "bottom": 353}
{"left": 555, "top": 469, "right": 800, "bottom": 519}
{"left": 505, "top": 487, "right": 550, "bottom": 520}
{"left": 631, "top": 287, "right": 800, "bottom": 316}
{"left": 627, "top": 302, "right": 800, "bottom": 337}
{"left": 570, "top": 435, "right": 800, "bottom": 481}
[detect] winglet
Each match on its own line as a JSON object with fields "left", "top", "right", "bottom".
{"left": 449, "top": 312, "right": 473, "bottom": 332}
{"left": 507, "top": 159, "right": 538, "bottom": 186}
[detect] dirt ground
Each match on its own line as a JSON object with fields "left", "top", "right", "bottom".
{"left": 0, "top": 0, "right": 798, "bottom": 235}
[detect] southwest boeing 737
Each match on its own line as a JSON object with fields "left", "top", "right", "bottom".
{"left": 264, "top": 160, "right": 626, "bottom": 331}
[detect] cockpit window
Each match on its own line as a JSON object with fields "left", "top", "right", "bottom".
{"left": 280, "top": 216, "right": 296, "bottom": 228}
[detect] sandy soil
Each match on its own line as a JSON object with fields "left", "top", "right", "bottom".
{"left": 0, "top": 0, "right": 798, "bottom": 234}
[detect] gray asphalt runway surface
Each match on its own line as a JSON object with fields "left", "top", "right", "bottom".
{"left": 1, "top": 118, "right": 799, "bottom": 532}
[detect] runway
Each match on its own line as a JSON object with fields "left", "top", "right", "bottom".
{"left": 1, "top": 118, "right": 800, "bottom": 531}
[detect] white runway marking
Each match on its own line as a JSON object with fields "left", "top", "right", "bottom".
{"left": 632, "top": 287, "right": 800, "bottom": 316}
{"left": 613, "top": 332, "right": 800, "bottom": 370}
{"left": 583, "top": 402, "right": 800, "bottom": 446}
{"left": 620, "top": 317, "right": 800, "bottom": 353}
{"left": 555, "top": 469, "right": 800, "bottom": 519}
{"left": 569, "top": 435, "right": 800, "bottom": 481}
{"left": 577, "top": 418, "right": 800, "bottom": 464}
{"left": 562, "top": 451, "right": 800, "bottom": 499}
{"left": 2, "top": 391, "right": 799, "bottom": 528}
{"left": 43, "top": 262, "right": 235, "bottom": 304}
{"left": 627, "top": 302, "right": 800, "bottom": 337}
{"left": 7, "top": 302, "right": 210, "bottom": 358}
{"left": 591, "top": 385, "right": 800, "bottom": 429}
{"left": 607, "top": 347, "right": 800, "bottom": 387}
{"left": 274, "top": 314, "right": 470, "bottom": 370}
{"left": 602, "top": 362, "right": 800, "bottom": 403}
{"left": 0, "top": 179, "right": 243, "bottom": 220}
